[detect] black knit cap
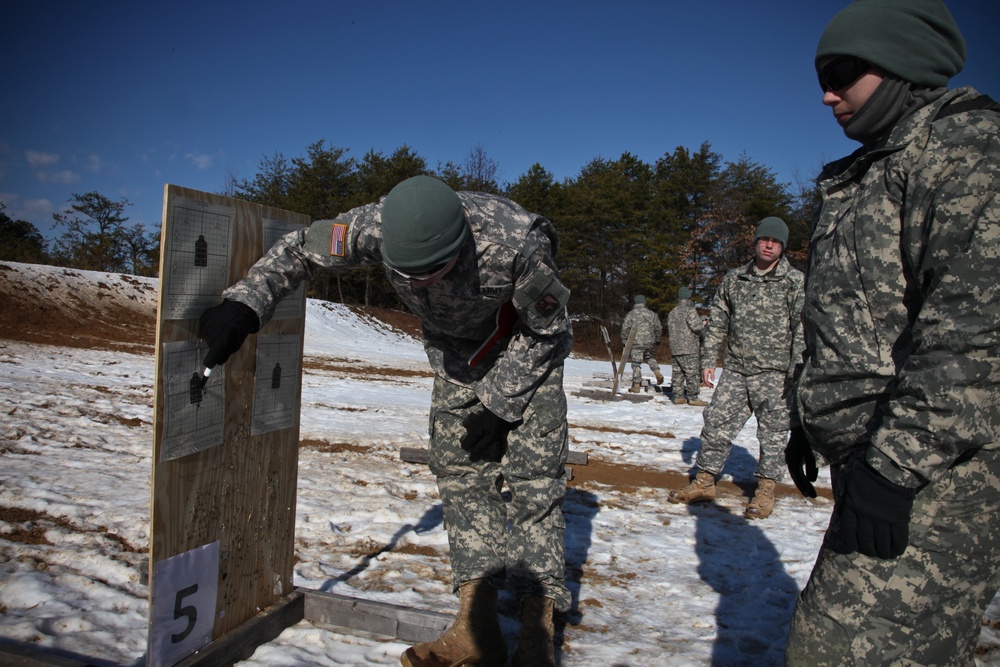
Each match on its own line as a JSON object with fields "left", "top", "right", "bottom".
{"left": 755, "top": 217, "right": 788, "bottom": 246}
{"left": 816, "top": 0, "right": 966, "bottom": 88}
{"left": 380, "top": 175, "right": 468, "bottom": 272}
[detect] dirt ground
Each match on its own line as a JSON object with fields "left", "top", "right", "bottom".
{"left": 0, "top": 265, "right": 823, "bottom": 503}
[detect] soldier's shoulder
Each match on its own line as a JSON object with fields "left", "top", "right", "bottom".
{"left": 460, "top": 192, "right": 534, "bottom": 226}
{"left": 786, "top": 264, "right": 806, "bottom": 282}
{"left": 927, "top": 88, "right": 1000, "bottom": 153}
{"left": 461, "top": 192, "right": 550, "bottom": 251}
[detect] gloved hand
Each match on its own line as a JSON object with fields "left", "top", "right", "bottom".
{"left": 828, "top": 461, "right": 916, "bottom": 560}
{"left": 199, "top": 299, "right": 260, "bottom": 368}
{"left": 460, "top": 404, "right": 512, "bottom": 458}
{"left": 785, "top": 427, "right": 818, "bottom": 498}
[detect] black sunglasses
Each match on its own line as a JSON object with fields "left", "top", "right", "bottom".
{"left": 818, "top": 56, "right": 872, "bottom": 93}
{"left": 386, "top": 259, "right": 451, "bottom": 281}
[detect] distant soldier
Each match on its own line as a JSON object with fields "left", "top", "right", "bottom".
{"left": 669, "top": 217, "right": 805, "bottom": 520}
{"left": 666, "top": 286, "right": 706, "bottom": 406}
{"left": 198, "top": 175, "right": 572, "bottom": 667}
{"left": 620, "top": 294, "right": 664, "bottom": 393}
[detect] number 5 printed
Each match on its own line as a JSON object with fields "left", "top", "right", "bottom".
{"left": 148, "top": 541, "right": 220, "bottom": 667}
{"left": 171, "top": 584, "right": 199, "bottom": 643}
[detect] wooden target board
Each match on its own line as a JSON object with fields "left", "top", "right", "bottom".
{"left": 147, "top": 184, "right": 309, "bottom": 667}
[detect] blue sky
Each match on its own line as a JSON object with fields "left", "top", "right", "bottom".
{"left": 3, "top": 1, "right": 998, "bottom": 242}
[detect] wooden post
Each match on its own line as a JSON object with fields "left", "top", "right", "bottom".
{"left": 147, "top": 185, "right": 309, "bottom": 667}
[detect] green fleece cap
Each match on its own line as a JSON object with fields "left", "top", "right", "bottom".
{"left": 634, "top": 294, "right": 646, "bottom": 304}
{"left": 380, "top": 175, "right": 468, "bottom": 272}
{"left": 678, "top": 287, "right": 692, "bottom": 300}
{"left": 755, "top": 217, "right": 788, "bottom": 246}
{"left": 816, "top": 0, "right": 966, "bottom": 88}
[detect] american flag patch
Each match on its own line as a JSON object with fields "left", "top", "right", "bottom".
{"left": 330, "top": 223, "right": 347, "bottom": 256}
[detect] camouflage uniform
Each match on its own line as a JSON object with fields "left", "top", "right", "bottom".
{"left": 786, "top": 88, "right": 1000, "bottom": 665}
{"left": 223, "top": 191, "right": 573, "bottom": 611}
{"left": 698, "top": 256, "right": 805, "bottom": 481}
{"left": 666, "top": 298, "right": 704, "bottom": 401}
{"left": 620, "top": 302, "right": 663, "bottom": 385}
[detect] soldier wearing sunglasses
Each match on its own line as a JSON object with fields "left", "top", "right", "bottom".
{"left": 200, "top": 175, "right": 572, "bottom": 667}
{"left": 784, "top": 0, "right": 1000, "bottom": 665}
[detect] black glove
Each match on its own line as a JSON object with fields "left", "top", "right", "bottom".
{"left": 828, "top": 461, "right": 915, "bottom": 560}
{"left": 460, "top": 404, "right": 512, "bottom": 460}
{"left": 785, "top": 427, "right": 818, "bottom": 498}
{"left": 199, "top": 299, "right": 260, "bottom": 368}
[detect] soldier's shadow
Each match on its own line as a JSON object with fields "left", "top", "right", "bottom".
{"left": 321, "top": 503, "right": 444, "bottom": 590}
{"left": 679, "top": 438, "right": 800, "bottom": 665}
{"left": 688, "top": 500, "right": 799, "bottom": 666}
{"left": 561, "top": 487, "right": 599, "bottom": 625}
{"left": 490, "top": 485, "right": 598, "bottom": 666}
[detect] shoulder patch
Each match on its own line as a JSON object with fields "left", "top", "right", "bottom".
{"left": 513, "top": 269, "right": 570, "bottom": 326}
{"left": 330, "top": 223, "right": 348, "bottom": 256}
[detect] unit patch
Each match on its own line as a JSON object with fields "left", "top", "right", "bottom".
{"left": 535, "top": 294, "right": 560, "bottom": 318}
{"left": 513, "top": 268, "right": 570, "bottom": 327}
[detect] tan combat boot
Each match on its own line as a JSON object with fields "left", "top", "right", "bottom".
{"left": 512, "top": 596, "right": 556, "bottom": 667}
{"left": 628, "top": 382, "right": 642, "bottom": 393}
{"left": 668, "top": 471, "right": 716, "bottom": 504}
{"left": 673, "top": 397, "right": 688, "bottom": 405}
{"left": 687, "top": 397, "right": 708, "bottom": 407}
{"left": 400, "top": 579, "right": 507, "bottom": 667}
{"left": 745, "top": 478, "right": 777, "bottom": 520}
{"left": 654, "top": 370, "right": 665, "bottom": 385}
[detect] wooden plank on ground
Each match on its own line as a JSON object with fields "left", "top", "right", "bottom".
{"left": 173, "top": 591, "right": 306, "bottom": 667}
{"left": 0, "top": 589, "right": 452, "bottom": 666}
{"left": 0, "top": 639, "right": 98, "bottom": 667}
{"left": 571, "top": 388, "right": 655, "bottom": 403}
{"left": 399, "top": 447, "right": 588, "bottom": 467}
{"left": 303, "top": 590, "right": 452, "bottom": 644}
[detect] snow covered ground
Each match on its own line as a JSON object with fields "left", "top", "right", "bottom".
{"left": 0, "top": 262, "right": 998, "bottom": 666}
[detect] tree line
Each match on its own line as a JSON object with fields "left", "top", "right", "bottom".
{"left": 0, "top": 194, "right": 159, "bottom": 277}
{"left": 0, "top": 140, "right": 819, "bottom": 349}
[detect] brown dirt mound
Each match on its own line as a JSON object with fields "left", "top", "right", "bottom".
{"left": 0, "top": 263, "right": 157, "bottom": 354}
{"left": 0, "top": 261, "right": 424, "bottom": 356}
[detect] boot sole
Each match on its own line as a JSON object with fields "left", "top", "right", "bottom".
{"left": 667, "top": 494, "right": 715, "bottom": 504}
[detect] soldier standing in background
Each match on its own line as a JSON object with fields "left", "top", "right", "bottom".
{"left": 620, "top": 294, "right": 664, "bottom": 393}
{"left": 198, "top": 175, "right": 572, "bottom": 667}
{"left": 668, "top": 217, "right": 804, "bottom": 520}
{"left": 784, "top": 1, "right": 1000, "bottom": 663}
{"left": 666, "top": 286, "right": 706, "bottom": 406}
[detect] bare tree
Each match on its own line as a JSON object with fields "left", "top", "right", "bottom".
{"left": 463, "top": 143, "right": 501, "bottom": 193}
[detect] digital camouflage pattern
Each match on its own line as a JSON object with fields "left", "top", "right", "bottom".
{"left": 666, "top": 297, "right": 704, "bottom": 357}
{"left": 701, "top": 255, "right": 805, "bottom": 380}
{"left": 224, "top": 191, "right": 573, "bottom": 423}
{"left": 429, "top": 369, "right": 570, "bottom": 610}
{"left": 621, "top": 301, "right": 663, "bottom": 351}
{"left": 667, "top": 298, "right": 705, "bottom": 401}
{"left": 699, "top": 369, "right": 790, "bottom": 481}
{"left": 796, "top": 87, "right": 1000, "bottom": 484}
{"left": 785, "top": 449, "right": 1000, "bottom": 666}
{"left": 696, "top": 255, "right": 804, "bottom": 481}
{"left": 671, "top": 354, "right": 702, "bottom": 401}
{"left": 789, "top": 87, "right": 1000, "bottom": 664}
{"left": 621, "top": 302, "right": 663, "bottom": 384}
{"left": 222, "top": 189, "right": 573, "bottom": 608}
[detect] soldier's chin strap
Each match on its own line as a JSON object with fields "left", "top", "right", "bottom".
{"left": 468, "top": 301, "right": 517, "bottom": 367}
